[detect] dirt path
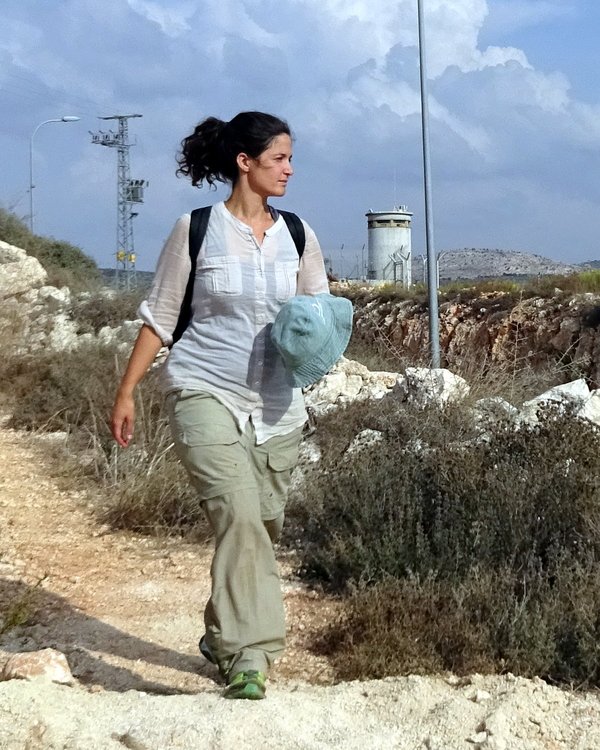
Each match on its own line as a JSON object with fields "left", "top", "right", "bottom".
{"left": 0, "top": 424, "right": 335, "bottom": 695}
{"left": 3, "top": 424, "right": 600, "bottom": 750}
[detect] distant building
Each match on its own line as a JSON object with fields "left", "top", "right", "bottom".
{"left": 366, "top": 206, "right": 413, "bottom": 286}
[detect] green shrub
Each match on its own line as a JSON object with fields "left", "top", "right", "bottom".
{"left": 317, "top": 562, "right": 600, "bottom": 684}
{"left": 70, "top": 289, "right": 144, "bottom": 334}
{"left": 293, "top": 403, "right": 600, "bottom": 587}
{"left": 0, "top": 208, "right": 101, "bottom": 291}
{"left": 0, "top": 208, "right": 33, "bottom": 250}
{"left": 5, "top": 341, "right": 129, "bottom": 432}
{"left": 288, "top": 399, "right": 600, "bottom": 686}
{"left": 0, "top": 576, "right": 46, "bottom": 636}
{"left": 337, "top": 271, "right": 600, "bottom": 307}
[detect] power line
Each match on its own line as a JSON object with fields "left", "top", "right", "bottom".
{"left": 0, "top": 71, "right": 116, "bottom": 121}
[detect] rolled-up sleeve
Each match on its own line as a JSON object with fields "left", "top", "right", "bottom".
{"left": 296, "top": 221, "right": 329, "bottom": 295}
{"left": 137, "top": 214, "right": 191, "bottom": 346}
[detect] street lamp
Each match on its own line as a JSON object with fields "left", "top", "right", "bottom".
{"left": 29, "top": 116, "right": 80, "bottom": 233}
{"left": 417, "top": 0, "right": 440, "bottom": 367}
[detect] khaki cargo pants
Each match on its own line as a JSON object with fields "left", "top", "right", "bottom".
{"left": 166, "top": 389, "right": 302, "bottom": 677}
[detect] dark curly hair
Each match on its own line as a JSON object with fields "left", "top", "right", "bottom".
{"left": 176, "top": 111, "right": 291, "bottom": 188}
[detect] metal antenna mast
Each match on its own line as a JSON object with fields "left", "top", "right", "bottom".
{"left": 90, "top": 114, "right": 148, "bottom": 289}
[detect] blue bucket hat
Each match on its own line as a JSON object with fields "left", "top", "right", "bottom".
{"left": 271, "top": 293, "right": 353, "bottom": 387}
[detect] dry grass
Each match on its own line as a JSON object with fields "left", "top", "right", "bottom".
{"left": 4, "top": 280, "right": 600, "bottom": 686}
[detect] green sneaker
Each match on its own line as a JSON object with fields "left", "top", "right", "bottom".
{"left": 223, "top": 670, "right": 267, "bottom": 700}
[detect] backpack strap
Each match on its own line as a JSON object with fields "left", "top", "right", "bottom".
{"left": 279, "top": 210, "right": 305, "bottom": 259}
{"left": 170, "top": 206, "right": 212, "bottom": 346}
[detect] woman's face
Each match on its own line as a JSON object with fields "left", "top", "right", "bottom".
{"left": 245, "top": 133, "right": 294, "bottom": 198}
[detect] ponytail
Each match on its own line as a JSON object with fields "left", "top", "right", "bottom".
{"left": 176, "top": 111, "right": 291, "bottom": 188}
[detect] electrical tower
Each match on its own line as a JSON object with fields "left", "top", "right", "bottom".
{"left": 90, "top": 114, "right": 148, "bottom": 289}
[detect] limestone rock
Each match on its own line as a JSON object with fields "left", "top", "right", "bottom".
{"left": 348, "top": 284, "right": 600, "bottom": 387}
{"left": 0, "top": 240, "right": 28, "bottom": 263}
{"left": 578, "top": 389, "right": 600, "bottom": 425}
{"left": 520, "top": 379, "right": 591, "bottom": 424}
{"left": 346, "top": 429, "right": 384, "bottom": 456}
{"left": 395, "top": 367, "right": 470, "bottom": 408}
{"left": 0, "top": 240, "right": 47, "bottom": 300}
{"left": 47, "top": 313, "right": 80, "bottom": 351}
{"left": 304, "top": 357, "right": 403, "bottom": 414}
{"left": 1, "top": 648, "right": 74, "bottom": 685}
{"left": 473, "top": 397, "right": 518, "bottom": 424}
{"left": 37, "top": 285, "right": 71, "bottom": 312}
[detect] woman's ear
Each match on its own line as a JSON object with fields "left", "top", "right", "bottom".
{"left": 236, "top": 152, "right": 251, "bottom": 174}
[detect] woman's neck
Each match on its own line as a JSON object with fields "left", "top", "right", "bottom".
{"left": 224, "top": 186, "right": 270, "bottom": 224}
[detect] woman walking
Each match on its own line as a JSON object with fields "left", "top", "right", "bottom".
{"left": 111, "top": 111, "right": 342, "bottom": 699}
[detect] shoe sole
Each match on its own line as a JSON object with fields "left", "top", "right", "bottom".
{"left": 223, "top": 683, "right": 265, "bottom": 700}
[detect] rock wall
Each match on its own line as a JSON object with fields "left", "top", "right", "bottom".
{"left": 3, "top": 235, "right": 600, "bottom": 385}
{"left": 349, "top": 288, "right": 600, "bottom": 387}
{"left": 0, "top": 240, "right": 140, "bottom": 353}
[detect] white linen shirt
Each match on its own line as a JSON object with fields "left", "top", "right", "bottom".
{"left": 139, "top": 201, "right": 329, "bottom": 444}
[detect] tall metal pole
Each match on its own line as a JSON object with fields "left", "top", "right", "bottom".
{"left": 29, "top": 117, "right": 80, "bottom": 233}
{"left": 417, "top": 0, "right": 441, "bottom": 367}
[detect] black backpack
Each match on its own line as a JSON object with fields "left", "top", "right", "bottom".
{"left": 171, "top": 206, "right": 306, "bottom": 346}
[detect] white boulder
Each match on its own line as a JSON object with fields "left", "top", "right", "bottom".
{"left": 0, "top": 240, "right": 47, "bottom": 300}
{"left": 395, "top": 367, "right": 470, "bottom": 408}
{"left": 346, "top": 429, "right": 384, "bottom": 456}
{"left": 519, "top": 379, "right": 591, "bottom": 425}
{"left": 0, "top": 648, "right": 74, "bottom": 685}
{"left": 37, "top": 285, "right": 71, "bottom": 312}
{"left": 578, "top": 390, "right": 600, "bottom": 425}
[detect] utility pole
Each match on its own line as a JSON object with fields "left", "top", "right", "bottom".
{"left": 90, "top": 114, "right": 148, "bottom": 290}
{"left": 417, "top": 0, "right": 440, "bottom": 367}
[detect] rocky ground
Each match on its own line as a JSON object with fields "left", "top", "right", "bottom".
{"left": 1, "top": 424, "right": 600, "bottom": 749}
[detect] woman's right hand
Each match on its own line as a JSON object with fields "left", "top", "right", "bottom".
{"left": 109, "top": 324, "right": 164, "bottom": 448}
{"left": 111, "top": 390, "right": 135, "bottom": 448}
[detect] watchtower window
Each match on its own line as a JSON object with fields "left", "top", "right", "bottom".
{"left": 368, "top": 219, "right": 410, "bottom": 228}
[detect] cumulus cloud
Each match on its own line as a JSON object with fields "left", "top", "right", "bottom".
{"left": 1, "top": 0, "right": 599, "bottom": 268}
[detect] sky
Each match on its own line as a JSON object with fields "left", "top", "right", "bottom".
{"left": 2, "top": 0, "right": 600, "bottom": 274}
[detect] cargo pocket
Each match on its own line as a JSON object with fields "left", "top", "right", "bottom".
{"left": 262, "top": 432, "right": 302, "bottom": 520}
{"left": 168, "top": 391, "right": 248, "bottom": 499}
{"left": 267, "top": 446, "right": 299, "bottom": 473}
{"left": 179, "top": 422, "right": 237, "bottom": 448}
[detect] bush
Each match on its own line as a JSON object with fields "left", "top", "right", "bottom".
{"left": 70, "top": 289, "right": 144, "bottom": 334}
{"left": 294, "top": 403, "right": 600, "bottom": 586}
{"left": 287, "top": 399, "right": 600, "bottom": 685}
{"left": 337, "top": 271, "right": 600, "bottom": 308}
{"left": 0, "top": 208, "right": 101, "bottom": 291}
{"left": 317, "top": 563, "right": 600, "bottom": 684}
{"left": 0, "top": 576, "right": 46, "bottom": 636}
{"left": 5, "top": 341, "right": 129, "bottom": 432}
